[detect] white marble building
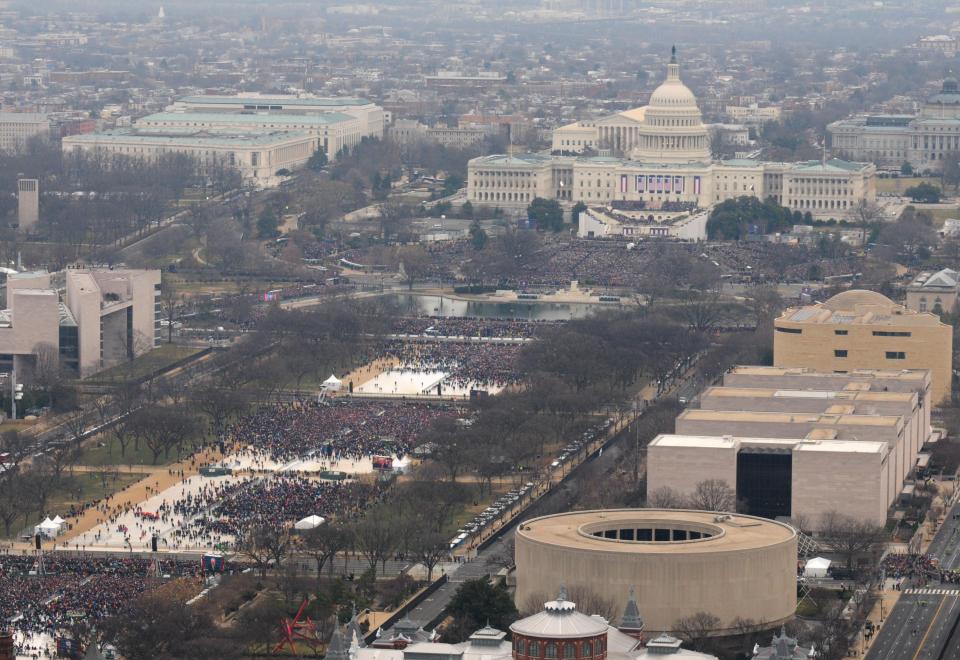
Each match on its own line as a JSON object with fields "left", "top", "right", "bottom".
{"left": 472, "top": 50, "right": 875, "bottom": 222}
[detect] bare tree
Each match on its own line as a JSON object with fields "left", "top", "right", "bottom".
{"left": 303, "top": 522, "right": 353, "bottom": 579}
{"left": 237, "top": 524, "right": 288, "bottom": 578}
{"left": 673, "top": 611, "right": 722, "bottom": 653}
{"left": 647, "top": 486, "right": 688, "bottom": 509}
{"left": 410, "top": 529, "right": 449, "bottom": 582}
{"left": 565, "top": 585, "right": 620, "bottom": 622}
{"left": 354, "top": 508, "right": 399, "bottom": 578}
{"left": 819, "top": 511, "right": 888, "bottom": 569}
{"left": 689, "top": 479, "right": 736, "bottom": 512}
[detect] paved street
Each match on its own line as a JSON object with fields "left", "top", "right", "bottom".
{"left": 867, "top": 502, "right": 960, "bottom": 660}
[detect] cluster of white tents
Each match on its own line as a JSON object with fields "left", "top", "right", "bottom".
{"left": 34, "top": 516, "right": 66, "bottom": 538}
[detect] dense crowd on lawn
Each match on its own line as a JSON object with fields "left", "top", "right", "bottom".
{"left": 378, "top": 340, "right": 523, "bottom": 389}
{"left": 230, "top": 400, "right": 452, "bottom": 462}
{"left": 179, "top": 475, "right": 385, "bottom": 540}
{"left": 389, "top": 317, "right": 560, "bottom": 338}
{"left": 0, "top": 556, "right": 201, "bottom": 634}
{"left": 345, "top": 238, "right": 864, "bottom": 289}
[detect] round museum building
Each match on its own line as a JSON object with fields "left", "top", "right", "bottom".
{"left": 514, "top": 509, "right": 798, "bottom": 635}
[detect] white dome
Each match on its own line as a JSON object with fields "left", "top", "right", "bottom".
{"left": 649, "top": 76, "right": 698, "bottom": 108}
{"left": 629, "top": 48, "right": 711, "bottom": 164}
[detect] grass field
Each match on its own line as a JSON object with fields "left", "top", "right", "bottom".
{"left": 876, "top": 176, "right": 941, "bottom": 195}
{"left": 80, "top": 435, "right": 172, "bottom": 466}
{"left": 86, "top": 344, "right": 205, "bottom": 383}
{"left": 80, "top": 412, "right": 214, "bottom": 466}
{"left": 924, "top": 207, "right": 960, "bottom": 227}
{"left": 5, "top": 470, "right": 147, "bottom": 539}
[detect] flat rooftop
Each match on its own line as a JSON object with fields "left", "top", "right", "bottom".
{"left": 0, "top": 113, "right": 48, "bottom": 122}
{"left": 517, "top": 509, "right": 796, "bottom": 554}
{"left": 728, "top": 365, "right": 930, "bottom": 382}
{"left": 677, "top": 408, "right": 902, "bottom": 427}
{"left": 63, "top": 128, "right": 311, "bottom": 147}
{"left": 777, "top": 290, "right": 945, "bottom": 327}
{"left": 650, "top": 433, "right": 888, "bottom": 455}
{"left": 701, "top": 386, "right": 915, "bottom": 404}
{"left": 177, "top": 95, "right": 372, "bottom": 107}
{"left": 139, "top": 111, "right": 356, "bottom": 125}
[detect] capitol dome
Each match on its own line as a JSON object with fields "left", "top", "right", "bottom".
{"left": 630, "top": 47, "right": 711, "bottom": 165}
{"left": 648, "top": 55, "right": 698, "bottom": 108}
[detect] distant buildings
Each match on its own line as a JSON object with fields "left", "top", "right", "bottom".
{"left": 773, "top": 290, "right": 953, "bottom": 404}
{"left": 724, "top": 104, "right": 781, "bottom": 125}
{"left": 915, "top": 34, "right": 958, "bottom": 57}
{"left": 828, "top": 78, "right": 960, "bottom": 172}
{"left": 0, "top": 112, "right": 48, "bottom": 151}
{"left": 0, "top": 268, "right": 160, "bottom": 379}
{"left": 62, "top": 94, "right": 388, "bottom": 186}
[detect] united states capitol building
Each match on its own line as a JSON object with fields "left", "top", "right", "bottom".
{"left": 467, "top": 50, "right": 876, "bottom": 235}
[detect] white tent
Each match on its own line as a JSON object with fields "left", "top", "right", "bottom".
{"left": 804, "top": 557, "right": 832, "bottom": 578}
{"left": 322, "top": 375, "right": 342, "bottom": 392}
{"left": 294, "top": 515, "right": 326, "bottom": 530}
{"left": 34, "top": 519, "right": 62, "bottom": 537}
{"left": 51, "top": 515, "right": 65, "bottom": 525}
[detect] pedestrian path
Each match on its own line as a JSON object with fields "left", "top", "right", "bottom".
{"left": 904, "top": 587, "right": 960, "bottom": 595}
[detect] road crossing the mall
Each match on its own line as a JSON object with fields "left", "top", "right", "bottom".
{"left": 905, "top": 588, "right": 960, "bottom": 596}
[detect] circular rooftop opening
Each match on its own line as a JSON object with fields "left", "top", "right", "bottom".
{"left": 577, "top": 519, "right": 724, "bottom": 544}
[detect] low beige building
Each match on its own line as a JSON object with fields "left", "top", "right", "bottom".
{"left": 675, "top": 408, "right": 908, "bottom": 502}
{"left": 722, "top": 366, "right": 932, "bottom": 418}
{"left": 647, "top": 435, "right": 891, "bottom": 527}
{"left": 773, "top": 290, "right": 952, "bottom": 404}
{"left": 0, "top": 112, "right": 49, "bottom": 151}
{"left": 62, "top": 129, "right": 317, "bottom": 186}
{"left": 135, "top": 111, "right": 362, "bottom": 161}
{"left": 698, "top": 386, "right": 926, "bottom": 473}
{"left": 514, "top": 509, "right": 797, "bottom": 635}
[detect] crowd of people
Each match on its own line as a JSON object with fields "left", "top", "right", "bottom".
{"left": 183, "top": 475, "right": 385, "bottom": 539}
{"left": 377, "top": 340, "right": 524, "bottom": 389}
{"left": 229, "top": 399, "right": 452, "bottom": 462}
{"left": 389, "top": 316, "right": 559, "bottom": 339}
{"left": 341, "top": 237, "right": 864, "bottom": 290}
{"left": 0, "top": 555, "right": 201, "bottom": 634}
{"left": 881, "top": 552, "right": 943, "bottom": 583}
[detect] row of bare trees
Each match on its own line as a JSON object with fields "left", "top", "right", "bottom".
{"left": 237, "top": 480, "right": 470, "bottom": 583}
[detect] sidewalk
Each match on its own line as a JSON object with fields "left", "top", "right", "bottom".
{"left": 846, "top": 587, "right": 902, "bottom": 658}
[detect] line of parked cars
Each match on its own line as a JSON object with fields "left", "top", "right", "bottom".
{"left": 449, "top": 417, "right": 615, "bottom": 550}
{"left": 449, "top": 482, "right": 536, "bottom": 549}
{"left": 550, "top": 418, "right": 613, "bottom": 468}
